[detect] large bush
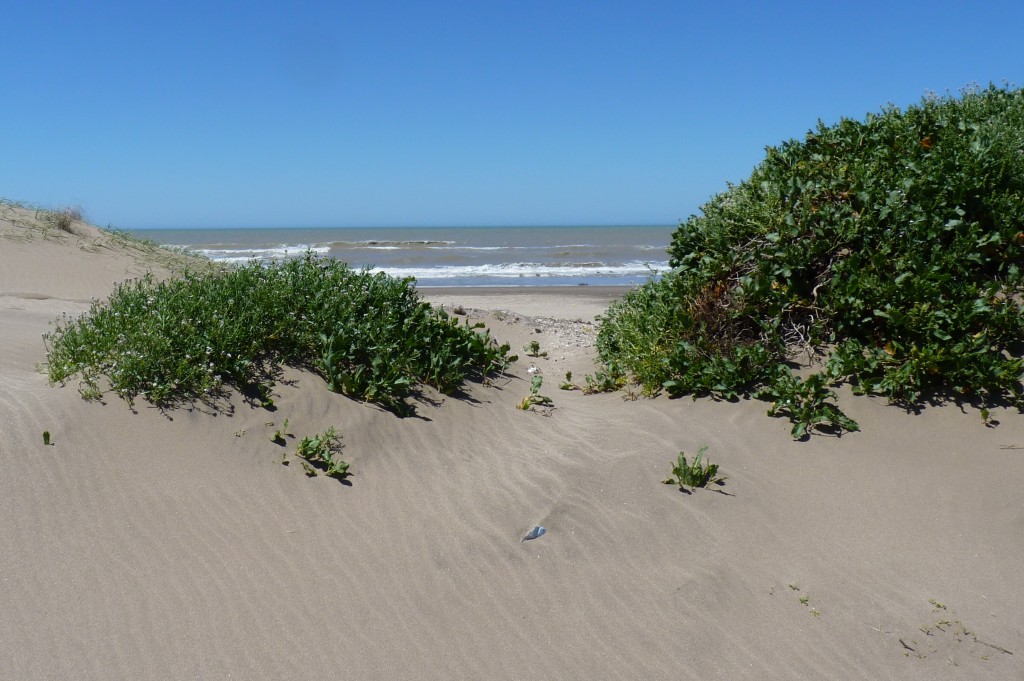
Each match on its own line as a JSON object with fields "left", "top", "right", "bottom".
{"left": 598, "top": 85, "right": 1024, "bottom": 437}
{"left": 46, "top": 254, "right": 515, "bottom": 414}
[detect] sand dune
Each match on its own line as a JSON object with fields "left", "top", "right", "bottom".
{"left": 1, "top": 206, "right": 1021, "bottom": 679}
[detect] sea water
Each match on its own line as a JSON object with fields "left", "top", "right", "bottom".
{"left": 131, "top": 225, "right": 675, "bottom": 287}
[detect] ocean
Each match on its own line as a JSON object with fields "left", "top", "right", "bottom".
{"left": 131, "top": 225, "right": 675, "bottom": 287}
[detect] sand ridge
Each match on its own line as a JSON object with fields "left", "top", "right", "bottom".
{"left": 1, "top": 209, "right": 1022, "bottom": 680}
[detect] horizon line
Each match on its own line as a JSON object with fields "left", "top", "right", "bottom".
{"left": 128, "top": 223, "right": 680, "bottom": 231}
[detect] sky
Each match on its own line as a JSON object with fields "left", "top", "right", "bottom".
{"left": 2, "top": 1, "right": 1022, "bottom": 229}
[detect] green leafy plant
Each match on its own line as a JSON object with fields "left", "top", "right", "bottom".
{"left": 518, "top": 374, "right": 554, "bottom": 411}
{"left": 270, "top": 417, "right": 290, "bottom": 445}
{"left": 598, "top": 85, "right": 1024, "bottom": 436}
{"left": 559, "top": 370, "right": 579, "bottom": 390}
{"left": 42, "top": 431, "right": 51, "bottom": 446}
{"left": 663, "top": 446, "right": 725, "bottom": 489}
{"left": 294, "top": 426, "right": 349, "bottom": 479}
{"left": 523, "top": 340, "right": 548, "bottom": 358}
{"left": 43, "top": 254, "right": 515, "bottom": 414}
{"left": 979, "top": 408, "right": 998, "bottom": 427}
{"left": 583, "top": 364, "right": 626, "bottom": 394}
{"left": 757, "top": 371, "right": 860, "bottom": 439}
{"left": 256, "top": 382, "right": 275, "bottom": 409}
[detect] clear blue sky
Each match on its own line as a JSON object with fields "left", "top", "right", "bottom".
{"left": 3, "top": 1, "right": 1022, "bottom": 229}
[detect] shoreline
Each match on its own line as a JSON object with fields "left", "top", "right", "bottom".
{"left": 418, "top": 285, "right": 628, "bottom": 322}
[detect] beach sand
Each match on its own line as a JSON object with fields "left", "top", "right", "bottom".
{"left": 2, "top": 205, "right": 1022, "bottom": 680}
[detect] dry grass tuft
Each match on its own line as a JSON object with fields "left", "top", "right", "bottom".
{"left": 42, "top": 206, "right": 84, "bottom": 234}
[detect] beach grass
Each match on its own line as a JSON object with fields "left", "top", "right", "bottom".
{"left": 1, "top": 197, "right": 208, "bottom": 273}
{"left": 44, "top": 253, "right": 516, "bottom": 413}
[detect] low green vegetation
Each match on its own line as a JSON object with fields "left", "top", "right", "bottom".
{"left": 44, "top": 254, "right": 516, "bottom": 414}
{"left": 256, "top": 382, "right": 275, "bottom": 409}
{"left": 517, "top": 374, "right": 554, "bottom": 411}
{"left": 582, "top": 364, "right": 625, "bottom": 394}
{"left": 559, "top": 370, "right": 579, "bottom": 390}
{"left": 2, "top": 198, "right": 81, "bottom": 238}
{"left": 294, "top": 426, "right": 349, "bottom": 479}
{"left": 598, "top": 85, "right": 1024, "bottom": 437}
{"left": 42, "top": 431, "right": 51, "bottom": 446}
{"left": 662, "top": 446, "right": 725, "bottom": 490}
{"left": 523, "top": 340, "right": 547, "bottom": 358}
{"left": 270, "top": 418, "right": 290, "bottom": 445}
{"left": 2, "top": 198, "right": 207, "bottom": 273}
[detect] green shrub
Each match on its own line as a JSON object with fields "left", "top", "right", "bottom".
{"left": 662, "top": 446, "right": 725, "bottom": 489}
{"left": 599, "top": 84, "right": 1024, "bottom": 437}
{"left": 44, "top": 254, "right": 515, "bottom": 413}
{"left": 294, "top": 427, "right": 349, "bottom": 479}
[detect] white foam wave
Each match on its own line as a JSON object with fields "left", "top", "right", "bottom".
{"left": 427, "top": 244, "right": 636, "bottom": 251}
{"left": 373, "top": 261, "right": 668, "bottom": 280}
{"left": 331, "top": 240, "right": 456, "bottom": 248}
{"left": 178, "top": 244, "right": 331, "bottom": 263}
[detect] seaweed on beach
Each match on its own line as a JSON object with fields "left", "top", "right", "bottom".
{"left": 597, "top": 84, "right": 1024, "bottom": 437}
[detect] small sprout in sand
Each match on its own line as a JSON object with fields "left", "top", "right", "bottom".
{"left": 257, "top": 382, "right": 276, "bottom": 409}
{"left": 42, "top": 431, "right": 51, "bottom": 446}
{"left": 523, "top": 340, "right": 547, "bottom": 358}
{"left": 663, "top": 446, "right": 726, "bottom": 490}
{"left": 929, "top": 598, "right": 947, "bottom": 611}
{"left": 980, "top": 408, "right": 998, "bottom": 427}
{"left": 518, "top": 375, "right": 554, "bottom": 412}
{"left": 559, "top": 371, "right": 579, "bottom": 391}
{"left": 295, "top": 427, "right": 349, "bottom": 479}
{"left": 795, "top": 590, "right": 820, "bottom": 616}
{"left": 270, "top": 418, "right": 290, "bottom": 445}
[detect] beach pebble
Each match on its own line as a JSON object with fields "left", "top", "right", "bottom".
{"left": 522, "top": 525, "right": 546, "bottom": 541}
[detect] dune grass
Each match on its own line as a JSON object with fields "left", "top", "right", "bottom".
{"left": 2, "top": 198, "right": 205, "bottom": 274}
{"left": 597, "top": 84, "right": 1024, "bottom": 437}
{"left": 41, "top": 205, "right": 83, "bottom": 234}
{"left": 44, "top": 254, "right": 515, "bottom": 414}
{"left": 1, "top": 198, "right": 83, "bottom": 235}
